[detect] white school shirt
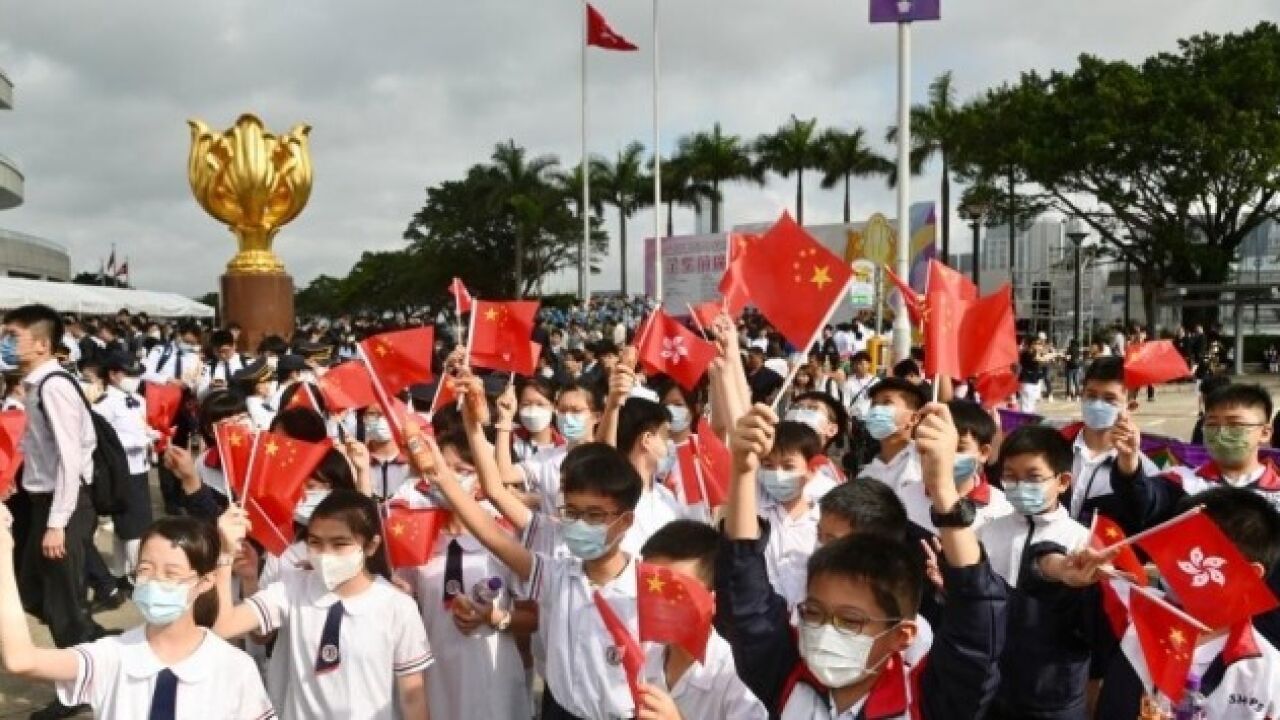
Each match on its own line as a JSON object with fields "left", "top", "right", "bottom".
{"left": 1068, "top": 433, "right": 1158, "bottom": 522}
{"left": 762, "top": 501, "right": 820, "bottom": 609}
{"left": 857, "top": 443, "right": 923, "bottom": 495}
{"left": 94, "top": 386, "right": 151, "bottom": 475}
{"left": 519, "top": 445, "right": 570, "bottom": 516}
{"left": 842, "top": 375, "right": 878, "bottom": 418}
{"left": 898, "top": 478, "right": 1014, "bottom": 534}
{"left": 247, "top": 571, "right": 433, "bottom": 720}
{"left": 196, "top": 450, "right": 230, "bottom": 499}
{"left": 523, "top": 551, "right": 640, "bottom": 719}
{"left": 245, "top": 395, "right": 276, "bottom": 433}
{"left": 641, "top": 630, "right": 768, "bottom": 720}
{"left": 407, "top": 533, "right": 530, "bottom": 720}
{"left": 56, "top": 626, "right": 275, "bottom": 720}
{"left": 369, "top": 452, "right": 412, "bottom": 500}
{"left": 620, "top": 483, "right": 685, "bottom": 556}
{"left": 976, "top": 505, "right": 1090, "bottom": 586}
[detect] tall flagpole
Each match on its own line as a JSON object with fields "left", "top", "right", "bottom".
{"left": 579, "top": 1, "right": 591, "bottom": 304}
{"left": 891, "top": 14, "right": 913, "bottom": 363}
{"left": 652, "top": 0, "right": 663, "bottom": 306}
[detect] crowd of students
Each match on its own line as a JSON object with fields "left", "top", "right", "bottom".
{"left": 0, "top": 300, "right": 1277, "bottom": 719}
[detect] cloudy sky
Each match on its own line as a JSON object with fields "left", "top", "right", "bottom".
{"left": 0, "top": 1, "right": 1274, "bottom": 297}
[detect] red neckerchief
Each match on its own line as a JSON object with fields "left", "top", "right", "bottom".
{"left": 779, "top": 652, "right": 912, "bottom": 719}
{"left": 965, "top": 470, "right": 992, "bottom": 506}
{"left": 808, "top": 455, "right": 847, "bottom": 483}
{"left": 1060, "top": 422, "right": 1085, "bottom": 443}
{"left": 1194, "top": 459, "right": 1280, "bottom": 491}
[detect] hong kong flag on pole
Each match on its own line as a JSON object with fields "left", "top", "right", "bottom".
{"left": 634, "top": 310, "right": 717, "bottom": 391}
{"left": 586, "top": 4, "right": 638, "bottom": 51}
{"left": 636, "top": 562, "right": 715, "bottom": 662}
{"left": 1133, "top": 507, "right": 1278, "bottom": 629}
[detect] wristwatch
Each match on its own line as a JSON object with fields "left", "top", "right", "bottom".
{"left": 930, "top": 498, "right": 977, "bottom": 528}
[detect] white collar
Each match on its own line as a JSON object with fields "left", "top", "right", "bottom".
{"left": 304, "top": 571, "right": 389, "bottom": 615}
{"left": 119, "top": 626, "right": 216, "bottom": 682}
{"left": 1073, "top": 432, "right": 1117, "bottom": 463}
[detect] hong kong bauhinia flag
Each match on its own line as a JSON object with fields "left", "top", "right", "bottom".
{"left": 634, "top": 309, "right": 717, "bottom": 391}
{"left": 586, "top": 4, "right": 638, "bottom": 51}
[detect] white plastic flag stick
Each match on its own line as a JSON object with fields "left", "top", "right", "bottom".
{"left": 238, "top": 430, "right": 262, "bottom": 510}
{"left": 355, "top": 344, "right": 405, "bottom": 445}
{"left": 1097, "top": 504, "right": 1205, "bottom": 555}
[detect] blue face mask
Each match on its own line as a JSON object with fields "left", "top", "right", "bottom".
{"left": 1081, "top": 399, "right": 1120, "bottom": 430}
{"left": 557, "top": 412, "right": 590, "bottom": 443}
{"left": 953, "top": 454, "right": 980, "bottom": 487}
{"left": 864, "top": 405, "right": 900, "bottom": 441}
{"left": 656, "top": 441, "right": 677, "bottom": 479}
{"left": 666, "top": 405, "right": 692, "bottom": 434}
{"left": 562, "top": 517, "right": 617, "bottom": 561}
{"left": 132, "top": 579, "right": 194, "bottom": 626}
{"left": 0, "top": 335, "right": 18, "bottom": 367}
{"left": 758, "top": 468, "right": 804, "bottom": 504}
{"left": 1005, "top": 480, "right": 1051, "bottom": 515}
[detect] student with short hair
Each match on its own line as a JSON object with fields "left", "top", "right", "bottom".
{"left": 785, "top": 390, "right": 849, "bottom": 491}
{"left": 856, "top": 378, "right": 926, "bottom": 494}
{"left": 635, "top": 520, "right": 768, "bottom": 720}
{"left": 499, "top": 381, "right": 601, "bottom": 517}
{"left": 615, "top": 397, "right": 685, "bottom": 554}
{"left": 0, "top": 513, "right": 275, "bottom": 719}
{"left": 507, "top": 375, "right": 562, "bottom": 462}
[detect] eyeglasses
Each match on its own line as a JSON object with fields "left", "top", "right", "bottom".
{"left": 795, "top": 601, "right": 899, "bottom": 636}
{"left": 1000, "top": 475, "right": 1057, "bottom": 485}
{"left": 129, "top": 569, "right": 200, "bottom": 585}
{"left": 557, "top": 507, "right": 622, "bottom": 525}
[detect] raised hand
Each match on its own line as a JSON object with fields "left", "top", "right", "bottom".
{"left": 731, "top": 404, "right": 778, "bottom": 474}
{"left": 495, "top": 383, "right": 517, "bottom": 425}
{"left": 218, "top": 506, "right": 251, "bottom": 555}
{"left": 1112, "top": 411, "right": 1142, "bottom": 475}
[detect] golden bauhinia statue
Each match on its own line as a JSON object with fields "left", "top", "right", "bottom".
{"left": 187, "top": 114, "right": 313, "bottom": 274}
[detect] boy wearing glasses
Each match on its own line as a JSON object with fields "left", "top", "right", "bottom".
{"left": 720, "top": 402, "right": 1007, "bottom": 719}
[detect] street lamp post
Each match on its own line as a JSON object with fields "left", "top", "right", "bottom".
{"left": 959, "top": 199, "right": 988, "bottom": 289}
{"left": 1066, "top": 218, "right": 1089, "bottom": 370}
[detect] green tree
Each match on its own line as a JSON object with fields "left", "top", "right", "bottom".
{"left": 593, "top": 142, "right": 651, "bottom": 295}
{"left": 755, "top": 115, "right": 823, "bottom": 225}
{"left": 295, "top": 274, "right": 347, "bottom": 317}
{"left": 484, "top": 140, "right": 561, "bottom": 296}
{"left": 818, "top": 127, "right": 891, "bottom": 224}
{"left": 887, "top": 71, "right": 960, "bottom": 261}
{"left": 645, "top": 153, "right": 718, "bottom": 237}
{"left": 677, "top": 123, "right": 761, "bottom": 233}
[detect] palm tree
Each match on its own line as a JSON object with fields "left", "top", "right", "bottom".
{"left": 593, "top": 142, "right": 651, "bottom": 296}
{"left": 818, "top": 127, "right": 892, "bottom": 224}
{"left": 886, "top": 71, "right": 960, "bottom": 262}
{"left": 486, "top": 139, "right": 560, "bottom": 296}
{"left": 754, "top": 115, "right": 823, "bottom": 225}
{"left": 644, "top": 153, "right": 718, "bottom": 237}
{"left": 676, "top": 123, "right": 761, "bottom": 233}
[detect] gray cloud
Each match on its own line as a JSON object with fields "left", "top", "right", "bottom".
{"left": 0, "top": 0, "right": 1272, "bottom": 297}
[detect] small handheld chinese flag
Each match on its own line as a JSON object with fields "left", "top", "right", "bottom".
{"left": 383, "top": 504, "right": 449, "bottom": 569}
{"left": 923, "top": 288, "right": 965, "bottom": 380}
{"left": 213, "top": 420, "right": 255, "bottom": 499}
{"left": 243, "top": 432, "right": 332, "bottom": 521}
{"left": 958, "top": 284, "right": 1018, "bottom": 379}
{"left": 145, "top": 382, "right": 183, "bottom": 437}
{"left": 449, "top": 277, "right": 473, "bottom": 315}
{"left": 318, "top": 363, "right": 378, "bottom": 414}
{"left": 636, "top": 562, "right": 715, "bottom": 662}
{"left": 469, "top": 300, "right": 540, "bottom": 375}
{"left": 675, "top": 430, "right": 730, "bottom": 509}
{"left": 882, "top": 264, "right": 923, "bottom": 329}
{"left": 591, "top": 591, "right": 643, "bottom": 709}
{"left": 974, "top": 366, "right": 1019, "bottom": 410}
{"left": 1090, "top": 514, "right": 1149, "bottom": 639}
{"left": 634, "top": 310, "right": 717, "bottom": 392}
{"left": 1126, "top": 589, "right": 1202, "bottom": 704}
{"left": 586, "top": 4, "right": 638, "bottom": 51}
{"left": 1124, "top": 341, "right": 1191, "bottom": 389}
{"left": 359, "top": 327, "right": 435, "bottom": 395}
{"left": 926, "top": 258, "right": 978, "bottom": 300}
{"left": 0, "top": 410, "right": 25, "bottom": 498}
{"left": 1135, "top": 508, "right": 1278, "bottom": 629}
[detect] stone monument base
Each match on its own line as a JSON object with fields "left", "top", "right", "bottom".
{"left": 220, "top": 273, "right": 294, "bottom": 351}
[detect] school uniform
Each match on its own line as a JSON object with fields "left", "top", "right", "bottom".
{"left": 141, "top": 343, "right": 202, "bottom": 388}
{"left": 842, "top": 375, "right": 878, "bottom": 419}
{"left": 511, "top": 429, "right": 564, "bottom": 463}
{"left": 759, "top": 503, "right": 820, "bottom": 609}
{"left": 198, "top": 355, "right": 245, "bottom": 397}
{"left": 1098, "top": 619, "right": 1280, "bottom": 718}
{"left": 246, "top": 395, "right": 276, "bottom": 432}
{"left": 1060, "top": 423, "right": 1158, "bottom": 526}
{"left": 899, "top": 472, "right": 1013, "bottom": 534}
{"left": 620, "top": 483, "right": 685, "bottom": 556}
{"left": 92, "top": 386, "right": 153, "bottom": 544}
{"left": 713, "top": 523, "right": 1008, "bottom": 719}
{"left": 369, "top": 452, "right": 412, "bottom": 500}
{"left": 977, "top": 507, "right": 1093, "bottom": 719}
{"left": 641, "top": 630, "right": 768, "bottom": 720}
{"left": 518, "top": 445, "right": 570, "bottom": 516}
{"left": 56, "top": 626, "right": 275, "bottom": 719}
{"left": 246, "top": 570, "right": 433, "bottom": 720}
{"left": 857, "top": 442, "right": 923, "bottom": 495}
{"left": 407, "top": 532, "right": 530, "bottom": 720}
{"left": 522, "top": 551, "right": 640, "bottom": 719}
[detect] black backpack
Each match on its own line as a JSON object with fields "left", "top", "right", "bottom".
{"left": 36, "top": 372, "right": 132, "bottom": 515}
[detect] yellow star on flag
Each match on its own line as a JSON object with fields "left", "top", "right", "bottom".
{"left": 228, "top": 433, "right": 243, "bottom": 447}
{"left": 1105, "top": 527, "right": 1121, "bottom": 540}
{"left": 1168, "top": 628, "right": 1186, "bottom": 648}
{"left": 810, "top": 265, "right": 832, "bottom": 290}
{"left": 374, "top": 342, "right": 388, "bottom": 357}
{"left": 646, "top": 575, "right": 667, "bottom": 594}
{"left": 485, "top": 308, "right": 499, "bottom": 322}
{"left": 265, "top": 440, "right": 279, "bottom": 457}
{"left": 390, "top": 521, "right": 406, "bottom": 537}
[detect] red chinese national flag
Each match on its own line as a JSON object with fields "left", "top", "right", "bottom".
{"left": 318, "top": 363, "right": 378, "bottom": 414}
{"left": 882, "top": 264, "right": 923, "bottom": 329}
{"left": 635, "top": 310, "right": 717, "bottom": 392}
{"left": 923, "top": 289, "right": 964, "bottom": 380}
{"left": 450, "top": 277, "right": 473, "bottom": 315}
{"left": 974, "top": 366, "right": 1018, "bottom": 410}
{"left": 592, "top": 591, "right": 643, "bottom": 709}
{"left": 716, "top": 256, "right": 751, "bottom": 321}
{"left": 377, "top": 395, "right": 430, "bottom": 452}
{"left": 0, "top": 410, "right": 25, "bottom": 498}
{"left": 675, "top": 424, "right": 731, "bottom": 508}
{"left": 926, "top": 258, "right": 978, "bottom": 300}
{"left": 213, "top": 420, "right": 255, "bottom": 499}
{"left": 244, "top": 496, "right": 295, "bottom": 557}
{"left": 359, "top": 327, "right": 435, "bottom": 395}
{"left": 285, "top": 383, "right": 321, "bottom": 413}
{"left": 958, "top": 284, "right": 1018, "bottom": 378}
{"left": 1127, "top": 589, "right": 1201, "bottom": 704}
{"left": 1090, "top": 514, "right": 1149, "bottom": 639}
{"left": 469, "top": 300, "right": 540, "bottom": 375}
{"left": 144, "top": 382, "right": 183, "bottom": 436}
{"left": 690, "top": 301, "right": 724, "bottom": 332}
{"left": 243, "top": 432, "right": 332, "bottom": 525}
{"left": 636, "top": 562, "right": 715, "bottom": 662}
{"left": 738, "top": 212, "right": 853, "bottom": 348}
{"left": 1124, "top": 341, "right": 1191, "bottom": 389}
{"left": 586, "top": 4, "right": 638, "bottom": 51}
{"left": 383, "top": 505, "right": 448, "bottom": 569}
{"left": 1135, "top": 509, "right": 1278, "bottom": 630}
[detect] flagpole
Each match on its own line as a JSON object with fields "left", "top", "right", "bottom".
{"left": 1098, "top": 504, "right": 1205, "bottom": 555}
{"left": 651, "top": 0, "right": 663, "bottom": 306}
{"left": 770, "top": 277, "right": 855, "bottom": 413}
{"left": 356, "top": 345, "right": 406, "bottom": 445}
{"left": 1102, "top": 572, "right": 1213, "bottom": 634}
{"left": 239, "top": 431, "right": 262, "bottom": 510}
{"left": 890, "top": 15, "right": 913, "bottom": 363}
{"left": 579, "top": 0, "right": 591, "bottom": 304}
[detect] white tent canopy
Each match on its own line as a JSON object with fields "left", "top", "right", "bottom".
{"left": 0, "top": 277, "right": 214, "bottom": 318}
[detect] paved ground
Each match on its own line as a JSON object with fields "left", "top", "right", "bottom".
{"left": 2, "top": 373, "right": 1279, "bottom": 717}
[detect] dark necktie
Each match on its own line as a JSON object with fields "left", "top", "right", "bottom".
{"left": 443, "top": 538, "right": 463, "bottom": 607}
{"left": 125, "top": 395, "right": 140, "bottom": 409}
{"left": 314, "top": 601, "right": 344, "bottom": 673}
{"left": 148, "top": 668, "right": 178, "bottom": 720}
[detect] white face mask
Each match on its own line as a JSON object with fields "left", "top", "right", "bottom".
{"left": 519, "top": 406, "right": 554, "bottom": 434}
{"left": 294, "top": 489, "right": 330, "bottom": 524}
{"left": 309, "top": 549, "right": 366, "bottom": 591}
{"left": 798, "top": 622, "right": 895, "bottom": 689}
{"left": 786, "top": 407, "right": 828, "bottom": 435}
{"left": 665, "top": 405, "right": 692, "bottom": 434}
{"left": 119, "top": 376, "right": 141, "bottom": 395}
{"left": 366, "top": 417, "right": 393, "bottom": 444}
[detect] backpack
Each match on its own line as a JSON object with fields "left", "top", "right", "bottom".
{"left": 36, "top": 371, "right": 132, "bottom": 515}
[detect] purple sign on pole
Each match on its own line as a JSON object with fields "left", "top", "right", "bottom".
{"left": 870, "top": 0, "right": 941, "bottom": 23}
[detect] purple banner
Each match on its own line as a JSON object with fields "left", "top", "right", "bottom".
{"left": 998, "top": 408, "right": 1043, "bottom": 434}
{"left": 870, "top": 0, "right": 941, "bottom": 23}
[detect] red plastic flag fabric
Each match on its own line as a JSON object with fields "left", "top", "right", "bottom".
{"left": 213, "top": 420, "right": 255, "bottom": 499}
{"left": 243, "top": 432, "right": 332, "bottom": 525}
{"left": 383, "top": 505, "right": 448, "bottom": 569}
{"left": 429, "top": 377, "right": 458, "bottom": 416}
{"left": 923, "top": 288, "right": 964, "bottom": 380}
{"left": 1090, "top": 514, "right": 1150, "bottom": 639}
{"left": 359, "top": 327, "right": 435, "bottom": 396}
{"left": 926, "top": 258, "right": 978, "bottom": 300}
{"left": 974, "top": 366, "right": 1019, "bottom": 410}
{"left": 144, "top": 382, "right": 183, "bottom": 437}
{"left": 1127, "top": 589, "right": 1201, "bottom": 704}
{"left": 449, "top": 277, "right": 473, "bottom": 315}
{"left": 591, "top": 590, "right": 643, "bottom": 709}
{"left": 1135, "top": 509, "right": 1278, "bottom": 629}
{"left": 634, "top": 310, "right": 717, "bottom": 391}
{"left": 636, "top": 562, "right": 715, "bottom": 662}
{"left": 586, "top": 4, "right": 638, "bottom": 51}
{"left": 285, "top": 383, "right": 321, "bottom": 413}
{"left": 1124, "top": 341, "right": 1191, "bottom": 389}
{"left": 0, "top": 410, "right": 25, "bottom": 498}
{"left": 318, "top": 363, "right": 377, "bottom": 413}
{"left": 958, "top": 284, "right": 1019, "bottom": 378}
{"left": 469, "top": 301, "right": 540, "bottom": 375}
{"left": 737, "top": 212, "right": 853, "bottom": 348}
{"left": 378, "top": 395, "right": 430, "bottom": 452}
{"left": 690, "top": 300, "right": 725, "bottom": 331}
{"left": 675, "top": 424, "right": 731, "bottom": 508}
{"left": 882, "top": 264, "right": 923, "bottom": 329}
{"left": 244, "top": 496, "right": 295, "bottom": 557}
